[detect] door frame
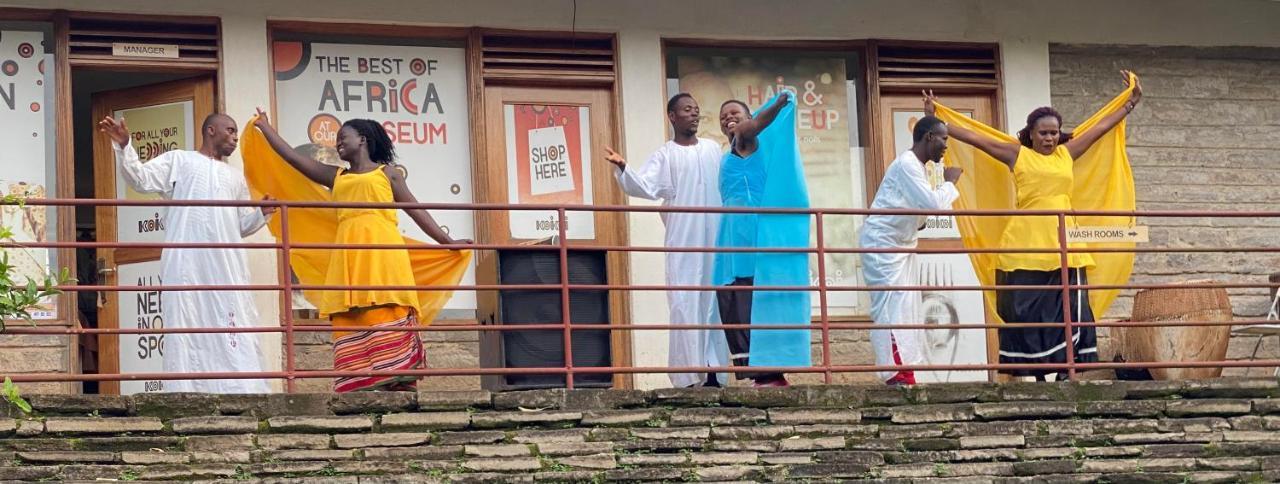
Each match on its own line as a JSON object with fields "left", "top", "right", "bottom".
{"left": 0, "top": 8, "right": 226, "bottom": 393}
{"left": 474, "top": 85, "right": 632, "bottom": 389}
{"left": 875, "top": 91, "right": 1003, "bottom": 381}
{"left": 90, "top": 76, "right": 217, "bottom": 395}
{"left": 468, "top": 31, "right": 634, "bottom": 389}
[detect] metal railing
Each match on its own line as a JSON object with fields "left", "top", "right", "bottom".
{"left": 3, "top": 198, "right": 1279, "bottom": 391}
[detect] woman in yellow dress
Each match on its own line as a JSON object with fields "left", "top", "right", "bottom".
{"left": 248, "top": 109, "right": 471, "bottom": 392}
{"left": 924, "top": 71, "right": 1141, "bottom": 381}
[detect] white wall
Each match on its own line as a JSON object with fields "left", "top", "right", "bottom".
{"left": 219, "top": 14, "right": 283, "bottom": 391}
{"left": 6, "top": 0, "right": 1277, "bottom": 389}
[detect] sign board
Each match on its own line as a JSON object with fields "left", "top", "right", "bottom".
{"left": 914, "top": 254, "right": 987, "bottom": 383}
{"left": 1067, "top": 225, "right": 1149, "bottom": 243}
{"left": 113, "top": 101, "right": 192, "bottom": 247}
{"left": 503, "top": 104, "right": 595, "bottom": 240}
{"left": 272, "top": 40, "right": 476, "bottom": 310}
{"left": 112, "top": 43, "right": 180, "bottom": 59}
{"left": 1, "top": 30, "right": 56, "bottom": 319}
{"left": 117, "top": 259, "right": 167, "bottom": 394}
{"left": 110, "top": 100, "right": 192, "bottom": 395}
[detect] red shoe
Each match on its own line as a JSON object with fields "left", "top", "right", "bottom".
{"left": 885, "top": 371, "right": 916, "bottom": 386}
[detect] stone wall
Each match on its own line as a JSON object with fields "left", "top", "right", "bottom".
{"left": 4, "top": 379, "right": 1280, "bottom": 482}
{"left": 0, "top": 333, "right": 72, "bottom": 394}
{"left": 1049, "top": 45, "right": 1280, "bottom": 377}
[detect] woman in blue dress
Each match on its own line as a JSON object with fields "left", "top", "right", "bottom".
{"left": 714, "top": 91, "right": 811, "bottom": 387}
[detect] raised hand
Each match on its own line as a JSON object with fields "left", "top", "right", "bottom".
{"left": 603, "top": 146, "right": 626, "bottom": 170}
{"left": 779, "top": 89, "right": 794, "bottom": 105}
{"left": 250, "top": 106, "right": 271, "bottom": 128}
{"left": 98, "top": 116, "right": 130, "bottom": 147}
{"left": 1121, "top": 70, "right": 1142, "bottom": 107}
{"left": 922, "top": 90, "right": 939, "bottom": 117}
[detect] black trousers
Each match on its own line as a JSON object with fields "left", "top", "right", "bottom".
{"left": 995, "top": 268, "right": 1099, "bottom": 377}
{"left": 715, "top": 277, "right": 784, "bottom": 382}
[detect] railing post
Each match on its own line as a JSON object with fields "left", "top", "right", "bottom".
{"left": 814, "top": 212, "right": 833, "bottom": 384}
{"left": 1057, "top": 212, "right": 1076, "bottom": 381}
{"left": 557, "top": 208, "right": 574, "bottom": 389}
{"left": 279, "top": 203, "right": 297, "bottom": 393}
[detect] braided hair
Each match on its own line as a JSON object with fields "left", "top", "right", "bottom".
{"left": 342, "top": 119, "right": 396, "bottom": 164}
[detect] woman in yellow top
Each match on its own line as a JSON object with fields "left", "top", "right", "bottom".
{"left": 251, "top": 109, "right": 471, "bottom": 392}
{"left": 924, "top": 71, "right": 1141, "bottom": 381}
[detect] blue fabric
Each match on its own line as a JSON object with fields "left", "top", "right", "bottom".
{"left": 714, "top": 92, "right": 812, "bottom": 369}
{"left": 715, "top": 149, "right": 766, "bottom": 283}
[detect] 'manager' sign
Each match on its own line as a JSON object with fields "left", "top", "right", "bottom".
{"left": 112, "top": 43, "right": 179, "bottom": 59}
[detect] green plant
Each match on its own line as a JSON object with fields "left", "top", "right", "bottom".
{"left": 0, "top": 195, "right": 72, "bottom": 332}
{"left": 0, "top": 195, "right": 73, "bottom": 423}
{"left": 539, "top": 455, "right": 572, "bottom": 472}
{"left": 2, "top": 377, "right": 31, "bottom": 416}
{"left": 933, "top": 462, "right": 949, "bottom": 477}
{"left": 1071, "top": 446, "right": 1088, "bottom": 461}
{"left": 118, "top": 468, "right": 141, "bottom": 481}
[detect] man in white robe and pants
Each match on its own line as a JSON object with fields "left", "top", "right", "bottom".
{"left": 100, "top": 113, "right": 273, "bottom": 393}
{"left": 859, "top": 116, "right": 961, "bottom": 385}
{"left": 604, "top": 93, "right": 729, "bottom": 388}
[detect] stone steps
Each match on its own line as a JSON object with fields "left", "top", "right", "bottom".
{"left": 2, "top": 379, "right": 1280, "bottom": 482}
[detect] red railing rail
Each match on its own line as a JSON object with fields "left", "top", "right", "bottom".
{"left": 2, "top": 197, "right": 1278, "bottom": 391}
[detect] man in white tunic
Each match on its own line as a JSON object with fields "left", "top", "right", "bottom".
{"left": 604, "top": 93, "right": 729, "bottom": 388}
{"left": 859, "top": 116, "right": 961, "bottom": 385}
{"left": 99, "top": 113, "right": 272, "bottom": 393}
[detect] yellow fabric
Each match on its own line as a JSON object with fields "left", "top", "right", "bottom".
{"left": 998, "top": 145, "right": 1095, "bottom": 271}
{"left": 935, "top": 73, "right": 1137, "bottom": 323}
{"left": 319, "top": 168, "right": 422, "bottom": 315}
{"left": 239, "top": 116, "right": 472, "bottom": 321}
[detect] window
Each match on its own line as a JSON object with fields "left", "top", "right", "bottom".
{"left": 665, "top": 45, "right": 870, "bottom": 316}
{"left": 1, "top": 21, "right": 58, "bottom": 319}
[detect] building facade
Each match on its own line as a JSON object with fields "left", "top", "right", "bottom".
{"left": 0, "top": 0, "right": 1277, "bottom": 394}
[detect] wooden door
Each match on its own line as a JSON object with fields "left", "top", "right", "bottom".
{"left": 875, "top": 92, "right": 1001, "bottom": 382}
{"left": 91, "top": 76, "right": 215, "bottom": 395}
{"left": 475, "top": 85, "right": 632, "bottom": 389}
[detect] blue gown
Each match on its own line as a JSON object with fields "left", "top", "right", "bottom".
{"left": 713, "top": 92, "right": 812, "bottom": 369}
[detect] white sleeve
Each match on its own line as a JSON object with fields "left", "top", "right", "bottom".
{"left": 899, "top": 162, "right": 960, "bottom": 210}
{"left": 114, "top": 140, "right": 176, "bottom": 196}
{"left": 615, "top": 149, "right": 674, "bottom": 201}
{"left": 236, "top": 177, "right": 267, "bottom": 237}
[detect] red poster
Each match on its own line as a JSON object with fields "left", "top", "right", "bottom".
{"left": 510, "top": 104, "right": 587, "bottom": 205}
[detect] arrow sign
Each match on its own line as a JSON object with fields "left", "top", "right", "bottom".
{"left": 1067, "top": 225, "right": 1149, "bottom": 243}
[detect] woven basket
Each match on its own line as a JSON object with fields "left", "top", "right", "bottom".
{"left": 1119, "top": 280, "right": 1233, "bottom": 380}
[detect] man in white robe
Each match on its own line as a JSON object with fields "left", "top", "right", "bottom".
{"left": 604, "top": 93, "right": 729, "bottom": 388}
{"left": 859, "top": 116, "right": 961, "bottom": 385}
{"left": 100, "top": 113, "right": 272, "bottom": 393}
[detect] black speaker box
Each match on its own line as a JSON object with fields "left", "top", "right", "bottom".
{"left": 479, "top": 246, "right": 612, "bottom": 390}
